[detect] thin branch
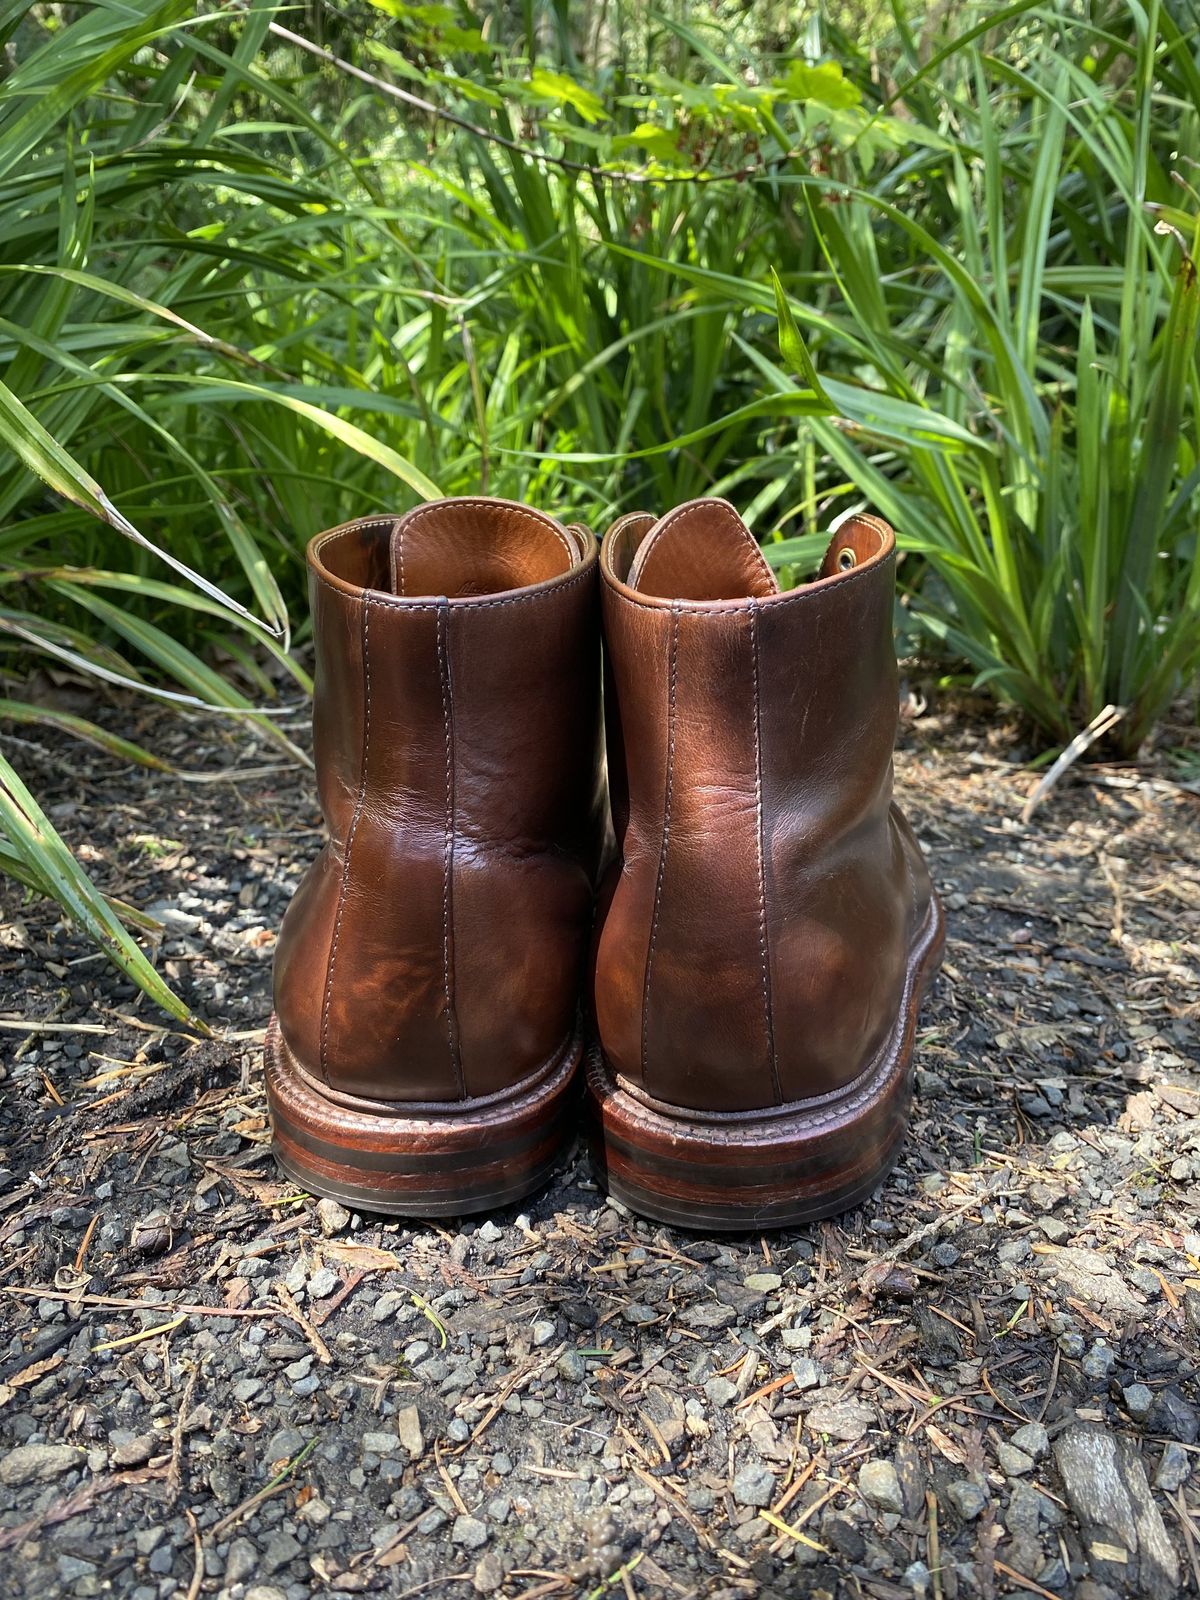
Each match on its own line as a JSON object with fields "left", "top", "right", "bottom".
{"left": 267, "top": 22, "right": 800, "bottom": 187}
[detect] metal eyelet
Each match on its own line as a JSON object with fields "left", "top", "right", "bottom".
{"left": 836, "top": 547, "right": 857, "bottom": 571}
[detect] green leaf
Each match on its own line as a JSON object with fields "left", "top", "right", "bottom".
{"left": 770, "top": 269, "right": 835, "bottom": 408}
{"left": 612, "top": 124, "right": 687, "bottom": 165}
{"left": 0, "top": 700, "right": 174, "bottom": 771}
{"left": 778, "top": 60, "right": 861, "bottom": 110}
{"left": 526, "top": 68, "right": 608, "bottom": 125}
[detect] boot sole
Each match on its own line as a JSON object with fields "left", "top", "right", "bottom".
{"left": 584, "top": 894, "right": 946, "bottom": 1231}
{"left": 264, "top": 1016, "right": 579, "bottom": 1216}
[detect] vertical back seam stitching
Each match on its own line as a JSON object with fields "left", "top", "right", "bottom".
{"left": 641, "top": 602, "right": 679, "bottom": 1082}
{"left": 438, "top": 603, "right": 465, "bottom": 1098}
{"left": 750, "top": 601, "right": 781, "bottom": 1103}
{"left": 320, "top": 592, "right": 373, "bottom": 1083}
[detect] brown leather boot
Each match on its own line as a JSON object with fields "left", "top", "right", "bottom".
{"left": 588, "top": 498, "right": 943, "bottom": 1230}
{"left": 267, "top": 499, "right": 605, "bottom": 1215}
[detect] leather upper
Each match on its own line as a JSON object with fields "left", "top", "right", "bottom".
{"left": 273, "top": 500, "right": 606, "bottom": 1103}
{"left": 592, "top": 497, "right": 935, "bottom": 1114}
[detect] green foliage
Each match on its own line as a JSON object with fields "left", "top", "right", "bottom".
{"left": 1, "top": 0, "right": 1198, "bottom": 1014}
{"left": 764, "top": 6, "right": 1200, "bottom": 754}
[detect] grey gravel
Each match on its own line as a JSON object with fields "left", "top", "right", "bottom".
{"left": 1155, "top": 1441, "right": 1192, "bottom": 1493}
{"left": 472, "top": 1551, "right": 505, "bottom": 1594}
{"left": 306, "top": 1265, "right": 339, "bottom": 1299}
{"left": 946, "top": 1481, "right": 988, "bottom": 1520}
{"left": 3, "top": 702, "right": 1198, "bottom": 1600}
{"left": 806, "top": 1397, "right": 874, "bottom": 1441}
{"left": 0, "top": 1442, "right": 84, "bottom": 1486}
{"left": 371, "top": 1289, "right": 408, "bottom": 1322}
{"left": 704, "top": 1376, "right": 738, "bottom": 1407}
{"left": 1124, "top": 1382, "right": 1155, "bottom": 1420}
{"left": 732, "top": 1463, "right": 777, "bottom": 1507}
{"left": 1081, "top": 1341, "right": 1117, "bottom": 1384}
{"left": 557, "top": 1349, "right": 586, "bottom": 1383}
{"left": 1010, "top": 1421, "right": 1049, "bottom": 1460}
{"left": 1037, "top": 1215, "right": 1070, "bottom": 1243}
{"left": 225, "top": 1538, "right": 258, "bottom": 1586}
{"left": 361, "top": 1430, "right": 400, "bottom": 1456}
{"left": 451, "top": 1514, "right": 489, "bottom": 1549}
{"left": 858, "top": 1459, "right": 905, "bottom": 1515}
{"left": 996, "top": 1442, "right": 1034, "bottom": 1477}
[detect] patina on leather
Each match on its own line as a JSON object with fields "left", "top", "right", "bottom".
{"left": 587, "top": 497, "right": 943, "bottom": 1229}
{"left": 267, "top": 498, "right": 606, "bottom": 1215}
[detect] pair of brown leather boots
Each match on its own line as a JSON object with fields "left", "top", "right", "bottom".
{"left": 266, "top": 497, "right": 943, "bottom": 1231}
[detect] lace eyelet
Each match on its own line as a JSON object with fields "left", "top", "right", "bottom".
{"left": 836, "top": 547, "right": 857, "bottom": 571}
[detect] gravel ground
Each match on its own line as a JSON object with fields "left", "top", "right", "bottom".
{"left": 2, "top": 688, "right": 1199, "bottom": 1600}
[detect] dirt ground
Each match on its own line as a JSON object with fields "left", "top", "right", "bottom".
{"left": 1, "top": 689, "right": 1199, "bottom": 1600}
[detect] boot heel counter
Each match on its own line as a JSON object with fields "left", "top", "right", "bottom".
{"left": 272, "top": 845, "right": 340, "bottom": 1077}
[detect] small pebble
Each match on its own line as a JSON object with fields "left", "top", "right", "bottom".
{"left": 704, "top": 1377, "right": 738, "bottom": 1408}
{"left": 372, "top": 1291, "right": 408, "bottom": 1323}
{"left": 473, "top": 1551, "right": 504, "bottom": 1595}
{"left": 307, "top": 1266, "right": 339, "bottom": 1299}
{"left": 362, "top": 1431, "right": 401, "bottom": 1457}
{"left": 997, "top": 1239, "right": 1031, "bottom": 1265}
{"left": 1081, "top": 1341, "right": 1116, "bottom": 1384}
{"left": 946, "top": 1480, "right": 988, "bottom": 1520}
{"left": 316, "top": 1198, "right": 351, "bottom": 1235}
{"left": 858, "top": 1459, "right": 905, "bottom": 1516}
{"left": 996, "top": 1443, "right": 1033, "bottom": 1477}
{"left": 623, "top": 1303, "right": 657, "bottom": 1325}
{"left": 557, "top": 1350, "right": 586, "bottom": 1383}
{"left": 1123, "top": 1383, "right": 1154, "bottom": 1421}
{"left": 1156, "top": 1441, "right": 1192, "bottom": 1492}
{"left": 732, "top": 1463, "right": 776, "bottom": 1508}
{"left": 396, "top": 1404, "right": 424, "bottom": 1458}
{"left": 452, "top": 1514, "right": 489, "bottom": 1549}
{"left": 1010, "top": 1422, "right": 1049, "bottom": 1459}
{"left": 0, "top": 1443, "right": 83, "bottom": 1486}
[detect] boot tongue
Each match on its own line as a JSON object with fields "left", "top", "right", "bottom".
{"left": 627, "top": 498, "right": 779, "bottom": 601}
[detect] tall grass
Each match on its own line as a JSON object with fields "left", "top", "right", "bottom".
{"left": 1, "top": 0, "right": 1197, "bottom": 1014}
{"left": 776, "top": 1, "right": 1200, "bottom": 754}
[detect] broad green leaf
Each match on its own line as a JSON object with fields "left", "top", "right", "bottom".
{"left": 778, "top": 61, "right": 861, "bottom": 111}
{"left": 525, "top": 69, "right": 608, "bottom": 125}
